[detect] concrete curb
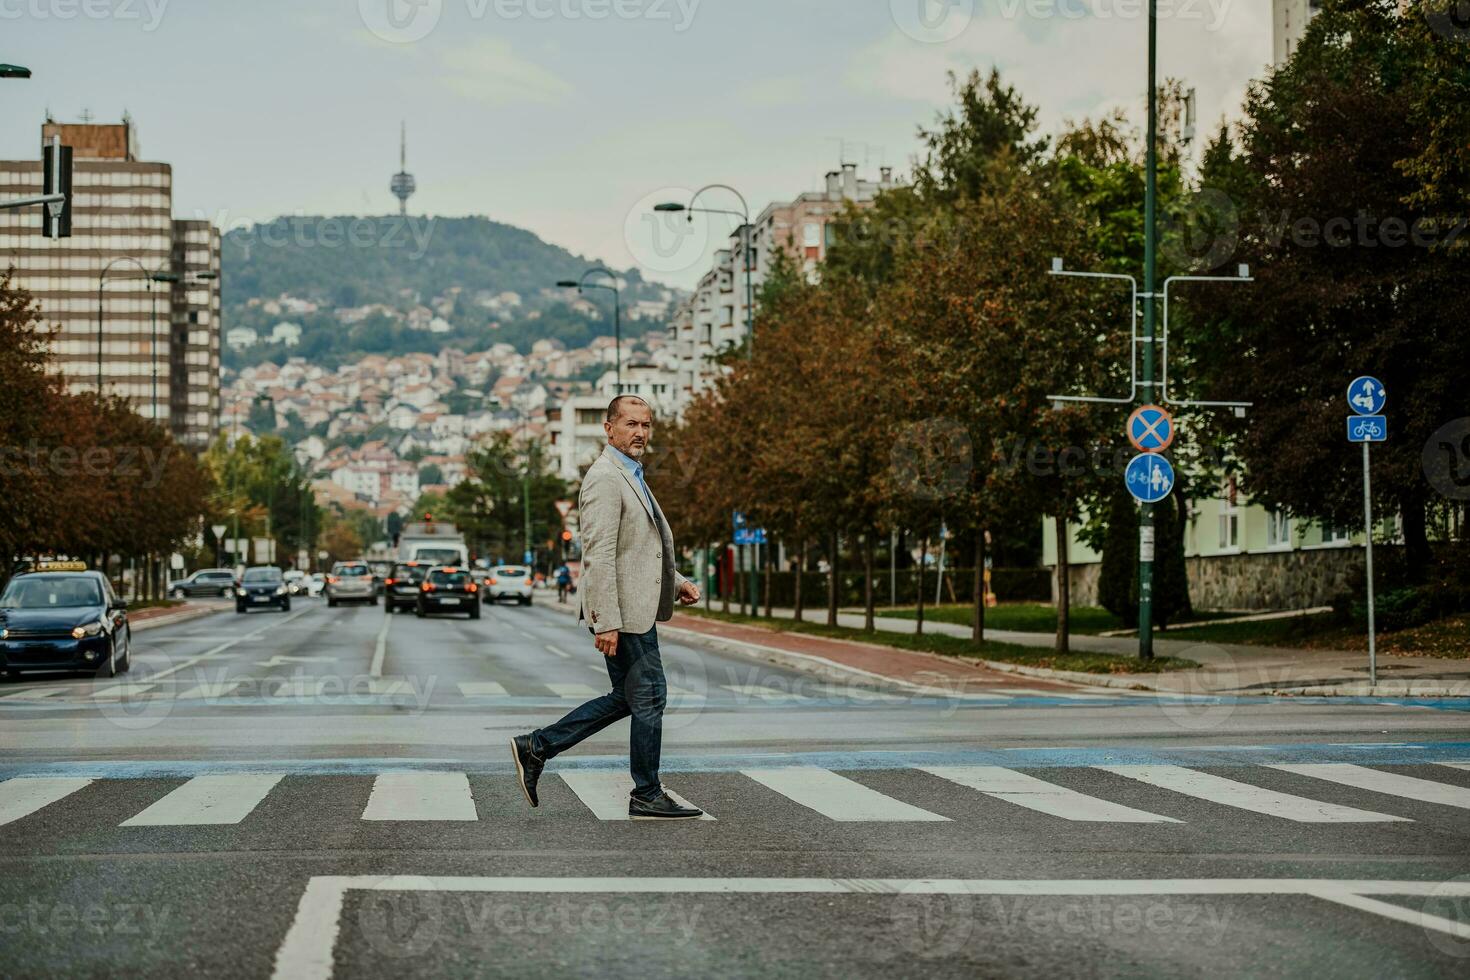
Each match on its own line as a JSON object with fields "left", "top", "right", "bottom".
{"left": 130, "top": 604, "right": 223, "bottom": 634}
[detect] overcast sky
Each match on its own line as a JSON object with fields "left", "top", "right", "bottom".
{"left": 3, "top": 0, "right": 1274, "bottom": 289}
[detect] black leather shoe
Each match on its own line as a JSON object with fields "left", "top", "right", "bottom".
{"left": 510, "top": 735, "right": 544, "bottom": 808}
{"left": 629, "top": 793, "right": 703, "bottom": 820}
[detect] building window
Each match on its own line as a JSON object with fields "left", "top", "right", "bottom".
{"left": 802, "top": 223, "right": 821, "bottom": 248}
{"left": 1266, "top": 509, "right": 1292, "bottom": 549}
{"left": 1322, "top": 523, "right": 1352, "bottom": 545}
{"left": 1217, "top": 478, "right": 1240, "bottom": 551}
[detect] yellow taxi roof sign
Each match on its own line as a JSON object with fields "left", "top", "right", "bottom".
{"left": 34, "top": 560, "right": 89, "bottom": 572}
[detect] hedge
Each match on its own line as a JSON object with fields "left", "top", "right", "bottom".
{"left": 696, "top": 567, "right": 1052, "bottom": 608}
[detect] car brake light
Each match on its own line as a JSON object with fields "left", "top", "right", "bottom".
{"left": 467, "top": 583, "right": 478, "bottom": 593}
{"left": 422, "top": 582, "right": 435, "bottom": 592}
{"left": 385, "top": 578, "right": 396, "bottom": 586}
{"left": 326, "top": 576, "right": 337, "bottom": 584}
{"left": 488, "top": 577, "right": 498, "bottom": 585}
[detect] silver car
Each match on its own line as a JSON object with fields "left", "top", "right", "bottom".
{"left": 325, "top": 561, "right": 377, "bottom": 607}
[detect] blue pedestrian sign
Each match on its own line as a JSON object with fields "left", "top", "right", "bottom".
{"left": 1125, "top": 453, "right": 1175, "bottom": 503}
{"left": 1347, "top": 416, "right": 1387, "bottom": 443}
{"left": 1347, "top": 376, "right": 1387, "bottom": 416}
{"left": 732, "top": 511, "right": 766, "bottom": 546}
{"left": 1127, "top": 405, "right": 1175, "bottom": 453}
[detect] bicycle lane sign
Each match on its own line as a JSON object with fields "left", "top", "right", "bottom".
{"left": 1347, "top": 415, "right": 1387, "bottom": 443}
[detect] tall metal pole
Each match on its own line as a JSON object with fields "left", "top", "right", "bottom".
{"left": 523, "top": 411, "right": 533, "bottom": 571}
{"left": 613, "top": 286, "right": 622, "bottom": 392}
{"left": 149, "top": 279, "right": 157, "bottom": 421}
{"left": 1137, "top": 0, "right": 1160, "bottom": 661}
{"left": 1362, "top": 443, "right": 1377, "bottom": 686}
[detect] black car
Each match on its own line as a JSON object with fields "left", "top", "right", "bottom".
{"left": 169, "top": 568, "right": 237, "bottom": 598}
{"left": 384, "top": 562, "right": 429, "bottom": 614}
{"left": 416, "top": 566, "right": 481, "bottom": 619}
{"left": 0, "top": 562, "right": 132, "bottom": 679}
{"left": 236, "top": 566, "right": 290, "bottom": 613}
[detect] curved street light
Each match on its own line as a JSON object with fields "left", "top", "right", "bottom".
{"left": 556, "top": 268, "right": 623, "bottom": 390}
{"left": 654, "top": 183, "right": 755, "bottom": 360}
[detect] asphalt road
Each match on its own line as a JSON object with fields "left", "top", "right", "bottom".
{"left": 2, "top": 595, "right": 1469, "bottom": 978}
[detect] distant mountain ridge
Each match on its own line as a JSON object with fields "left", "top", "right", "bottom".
{"left": 220, "top": 215, "right": 675, "bottom": 370}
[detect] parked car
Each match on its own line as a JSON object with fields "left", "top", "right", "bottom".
{"left": 283, "top": 569, "right": 307, "bottom": 596}
{"left": 415, "top": 566, "right": 480, "bottom": 619}
{"left": 168, "top": 568, "right": 237, "bottom": 599}
{"left": 235, "top": 566, "right": 290, "bottom": 614}
{"left": 483, "top": 565, "right": 534, "bottom": 605}
{"left": 325, "top": 561, "right": 377, "bottom": 607}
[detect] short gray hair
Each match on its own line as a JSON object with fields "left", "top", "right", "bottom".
{"left": 606, "top": 395, "right": 651, "bottom": 422}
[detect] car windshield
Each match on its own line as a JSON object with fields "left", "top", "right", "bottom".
{"left": 1, "top": 576, "right": 103, "bottom": 609}
{"left": 495, "top": 567, "right": 528, "bottom": 577}
{"left": 242, "top": 568, "right": 281, "bottom": 583}
{"left": 335, "top": 564, "right": 370, "bottom": 577}
{"left": 429, "top": 569, "right": 471, "bottom": 586}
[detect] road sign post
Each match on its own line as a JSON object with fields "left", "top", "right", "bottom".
{"left": 1347, "top": 377, "right": 1387, "bottom": 687}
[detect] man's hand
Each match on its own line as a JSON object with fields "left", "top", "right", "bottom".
{"left": 594, "top": 629, "right": 620, "bottom": 657}
{"left": 677, "top": 580, "right": 701, "bottom": 606}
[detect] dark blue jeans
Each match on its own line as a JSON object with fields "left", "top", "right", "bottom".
{"left": 529, "top": 626, "right": 667, "bottom": 802}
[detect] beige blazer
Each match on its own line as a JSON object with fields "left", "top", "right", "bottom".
{"left": 578, "top": 444, "right": 688, "bottom": 635}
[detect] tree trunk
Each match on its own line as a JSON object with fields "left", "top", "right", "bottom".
{"left": 705, "top": 542, "right": 712, "bottom": 611}
{"left": 863, "top": 532, "right": 876, "bottom": 633}
{"left": 793, "top": 538, "right": 805, "bottom": 622}
{"left": 827, "top": 530, "right": 839, "bottom": 627}
{"left": 1055, "top": 513, "right": 1071, "bottom": 654}
{"left": 763, "top": 541, "right": 773, "bottom": 619}
{"left": 721, "top": 544, "right": 730, "bottom": 615}
{"left": 916, "top": 535, "right": 928, "bottom": 636}
{"left": 972, "top": 528, "right": 985, "bottom": 644}
{"left": 1400, "top": 492, "right": 1431, "bottom": 581}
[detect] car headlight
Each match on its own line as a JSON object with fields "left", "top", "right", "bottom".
{"left": 71, "top": 620, "right": 104, "bottom": 640}
{"left": 236, "top": 587, "right": 247, "bottom": 597}
{"left": 276, "top": 585, "right": 287, "bottom": 595}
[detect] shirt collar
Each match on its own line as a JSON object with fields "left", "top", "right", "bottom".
{"left": 606, "top": 443, "right": 643, "bottom": 476}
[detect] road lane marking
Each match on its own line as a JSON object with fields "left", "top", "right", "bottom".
{"left": 361, "top": 773, "right": 477, "bottom": 822}
{"left": 175, "top": 680, "right": 244, "bottom": 700}
{"left": 457, "top": 682, "right": 508, "bottom": 697}
{"left": 920, "top": 766, "right": 1180, "bottom": 823}
{"left": 547, "top": 683, "right": 600, "bottom": 698}
{"left": 1095, "top": 765, "right": 1410, "bottom": 822}
{"left": 0, "top": 776, "right": 92, "bottom": 827}
{"left": 1269, "top": 763, "right": 1470, "bottom": 809}
{"left": 370, "top": 614, "right": 390, "bottom": 679}
{"left": 90, "top": 682, "right": 156, "bottom": 699}
{"left": 742, "top": 767, "right": 949, "bottom": 821}
{"left": 273, "top": 876, "right": 1470, "bottom": 980}
{"left": 559, "top": 772, "right": 713, "bottom": 821}
{"left": 121, "top": 774, "right": 283, "bottom": 826}
{"left": 1437, "top": 762, "right": 1470, "bottom": 772}
{"left": 545, "top": 645, "right": 571, "bottom": 659}
{"left": 0, "top": 687, "right": 64, "bottom": 700}
{"left": 722, "top": 685, "right": 813, "bottom": 702}
{"left": 147, "top": 606, "right": 316, "bottom": 682}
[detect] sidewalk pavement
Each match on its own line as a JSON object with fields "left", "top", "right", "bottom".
{"left": 129, "top": 600, "right": 224, "bottom": 633}
{"left": 663, "top": 602, "right": 1470, "bottom": 698}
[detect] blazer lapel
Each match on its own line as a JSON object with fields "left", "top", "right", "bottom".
{"left": 605, "top": 446, "right": 655, "bottom": 523}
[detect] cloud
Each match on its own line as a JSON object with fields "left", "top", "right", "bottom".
{"left": 438, "top": 37, "right": 575, "bottom": 105}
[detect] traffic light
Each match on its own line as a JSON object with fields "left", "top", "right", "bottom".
{"left": 41, "top": 140, "right": 72, "bottom": 238}
{"left": 560, "top": 530, "right": 573, "bottom": 542}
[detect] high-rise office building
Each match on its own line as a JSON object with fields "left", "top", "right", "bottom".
{"left": 1273, "top": 0, "right": 1322, "bottom": 64}
{"left": 0, "top": 116, "right": 222, "bottom": 449}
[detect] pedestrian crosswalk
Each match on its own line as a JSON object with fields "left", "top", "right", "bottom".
{"left": 3, "top": 762, "right": 1468, "bottom": 831}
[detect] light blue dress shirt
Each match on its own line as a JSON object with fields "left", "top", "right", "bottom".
{"left": 606, "top": 444, "right": 655, "bottom": 514}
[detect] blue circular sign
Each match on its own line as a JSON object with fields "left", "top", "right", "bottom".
{"left": 1128, "top": 405, "right": 1175, "bottom": 453}
{"left": 1125, "top": 453, "right": 1175, "bottom": 504}
{"left": 1347, "top": 376, "right": 1387, "bottom": 416}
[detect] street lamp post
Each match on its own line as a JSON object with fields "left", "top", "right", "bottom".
{"left": 557, "top": 269, "right": 622, "bottom": 390}
{"left": 655, "top": 185, "right": 760, "bottom": 612}
{"left": 96, "top": 256, "right": 148, "bottom": 397}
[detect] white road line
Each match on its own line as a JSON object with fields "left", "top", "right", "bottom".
{"left": 1096, "top": 765, "right": 1409, "bottom": 823}
{"left": 994, "top": 688, "right": 1108, "bottom": 700}
{"left": 0, "top": 777, "right": 93, "bottom": 827}
{"left": 1269, "top": 763, "right": 1470, "bottom": 810}
{"left": 1438, "top": 762, "right": 1470, "bottom": 772}
{"left": 722, "top": 685, "right": 812, "bottom": 702}
{"left": 90, "top": 682, "right": 156, "bottom": 699}
{"left": 559, "top": 772, "right": 713, "bottom": 821}
{"left": 369, "top": 614, "right": 390, "bottom": 679}
{"left": 361, "top": 773, "right": 477, "bottom": 822}
{"left": 175, "top": 680, "right": 243, "bottom": 700}
{"left": 921, "top": 766, "right": 1180, "bottom": 823}
{"left": 273, "top": 876, "right": 1470, "bottom": 980}
{"left": 743, "top": 767, "right": 949, "bottom": 822}
{"left": 545, "top": 645, "right": 572, "bottom": 659}
{"left": 457, "top": 682, "right": 508, "bottom": 697}
{"left": 547, "top": 683, "right": 600, "bottom": 698}
{"left": 0, "top": 686, "right": 64, "bottom": 700}
{"left": 121, "top": 774, "right": 283, "bottom": 826}
{"left": 148, "top": 606, "right": 315, "bottom": 682}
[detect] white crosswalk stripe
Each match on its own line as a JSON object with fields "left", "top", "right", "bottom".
{"left": 921, "top": 766, "right": 1180, "bottom": 823}
{"left": 547, "top": 683, "right": 600, "bottom": 698}
{"left": 559, "top": 772, "right": 714, "bottom": 821}
{"left": 0, "top": 777, "right": 92, "bottom": 827}
{"left": 175, "top": 680, "right": 244, "bottom": 700}
{"left": 743, "top": 767, "right": 949, "bottom": 821}
{"left": 722, "top": 685, "right": 813, "bottom": 702}
{"left": 1269, "top": 764, "right": 1470, "bottom": 809}
{"left": 0, "top": 686, "right": 64, "bottom": 700}
{"left": 121, "top": 774, "right": 283, "bottom": 826}
{"left": 457, "top": 682, "right": 509, "bottom": 697}
{"left": 90, "top": 683, "right": 156, "bottom": 699}
{"left": 361, "top": 773, "right": 478, "bottom": 822}
{"left": 1437, "top": 762, "right": 1470, "bottom": 773}
{"left": 1096, "top": 765, "right": 1410, "bottom": 823}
